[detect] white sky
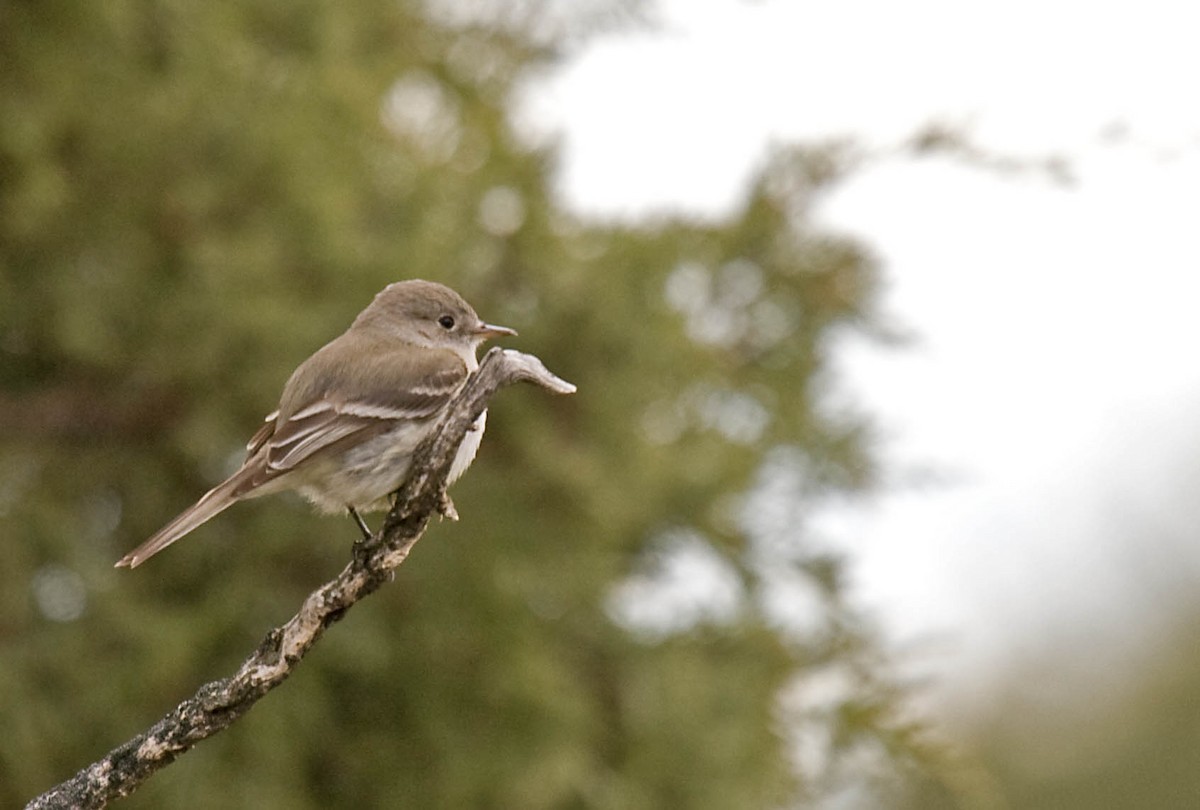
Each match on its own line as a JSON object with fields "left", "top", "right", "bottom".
{"left": 523, "top": 0, "right": 1200, "bottom": 720}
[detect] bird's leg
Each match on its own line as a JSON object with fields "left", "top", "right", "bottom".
{"left": 348, "top": 506, "right": 391, "bottom": 580}
{"left": 347, "top": 506, "right": 373, "bottom": 540}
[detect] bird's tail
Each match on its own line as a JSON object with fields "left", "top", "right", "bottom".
{"left": 115, "top": 469, "right": 253, "bottom": 568}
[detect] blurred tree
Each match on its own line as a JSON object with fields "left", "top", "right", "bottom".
{"left": 1, "top": 1, "right": 958, "bottom": 808}
{"left": 897, "top": 523, "right": 1200, "bottom": 810}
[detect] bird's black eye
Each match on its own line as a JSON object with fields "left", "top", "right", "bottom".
{"left": 438, "top": 315, "right": 456, "bottom": 330}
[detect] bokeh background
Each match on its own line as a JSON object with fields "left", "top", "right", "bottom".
{"left": 4, "top": 1, "right": 1200, "bottom": 808}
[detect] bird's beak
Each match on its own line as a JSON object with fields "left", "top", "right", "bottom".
{"left": 475, "top": 322, "right": 518, "bottom": 340}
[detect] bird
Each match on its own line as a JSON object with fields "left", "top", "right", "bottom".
{"left": 115, "top": 280, "right": 515, "bottom": 568}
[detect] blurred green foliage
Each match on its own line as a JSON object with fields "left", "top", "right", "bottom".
{"left": 898, "top": 580, "right": 1200, "bottom": 810}
{"left": 1, "top": 2, "right": 957, "bottom": 808}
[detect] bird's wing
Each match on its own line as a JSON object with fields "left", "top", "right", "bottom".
{"left": 246, "top": 410, "right": 278, "bottom": 457}
{"left": 260, "top": 340, "right": 469, "bottom": 477}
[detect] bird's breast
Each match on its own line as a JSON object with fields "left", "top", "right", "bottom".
{"left": 449, "top": 410, "right": 487, "bottom": 484}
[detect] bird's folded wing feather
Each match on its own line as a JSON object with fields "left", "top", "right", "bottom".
{"left": 246, "top": 411, "right": 278, "bottom": 457}
{"left": 244, "top": 338, "right": 469, "bottom": 484}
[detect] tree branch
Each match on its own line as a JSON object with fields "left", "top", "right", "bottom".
{"left": 26, "top": 348, "right": 576, "bottom": 810}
